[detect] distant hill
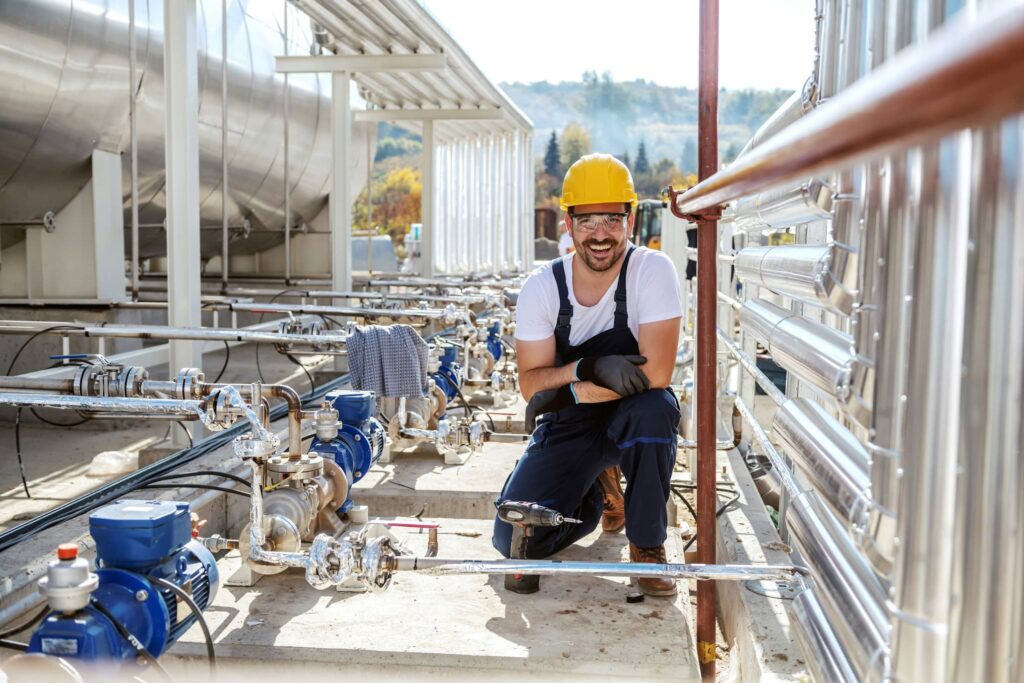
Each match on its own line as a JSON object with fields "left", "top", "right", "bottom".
{"left": 500, "top": 74, "right": 793, "bottom": 169}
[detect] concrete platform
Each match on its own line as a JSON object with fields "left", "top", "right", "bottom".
{"left": 171, "top": 519, "right": 700, "bottom": 681}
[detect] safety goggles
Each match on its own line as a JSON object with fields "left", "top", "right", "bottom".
{"left": 571, "top": 212, "right": 629, "bottom": 233}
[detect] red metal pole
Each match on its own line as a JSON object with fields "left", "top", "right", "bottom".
{"left": 695, "top": 0, "right": 719, "bottom": 679}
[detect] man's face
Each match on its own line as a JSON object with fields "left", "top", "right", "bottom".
{"left": 565, "top": 202, "right": 634, "bottom": 273}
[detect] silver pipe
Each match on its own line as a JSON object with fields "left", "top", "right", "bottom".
{"left": 716, "top": 328, "right": 787, "bottom": 405}
{"left": 0, "top": 377, "right": 74, "bottom": 393}
{"left": 739, "top": 299, "right": 858, "bottom": 417}
{"left": 223, "top": 301, "right": 464, "bottom": 324}
{"left": 951, "top": 121, "right": 1024, "bottom": 683}
{"left": 0, "top": 321, "right": 349, "bottom": 348}
{"left": 733, "top": 395, "right": 801, "bottom": 497}
{"left": 734, "top": 244, "right": 854, "bottom": 316}
{"left": 283, "top": 0, "right": 291, "bottom": 285}
{"left": 0, "top": 392, "right": 204, "bottom": 416}
{"left": 772, "top": 398, "right": 870, "bottom": 533}
{"left": 730, "top": 178, "right": 834, "bottom": 233}
{"left": 790, "top": 589, "right": 859, "bottom": 683}
{"left": 391, "top": 557, "right": 801, "bottom": 583}
{"left": 891, "top": 134, "right": 969, "bottom": 682}
{"left": 129, "top": 0, "right": 140, "bottom": 301}
{"left": 737, "top": 73, "right": 818, "bottom": 158}
{"left": 788, "top": 492, "right": 890, "bottom": 680}
{"left": 221, "top": 0, "right": 229, "bottom": 291}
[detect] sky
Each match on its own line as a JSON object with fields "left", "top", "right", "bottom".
{"left": 422, "top": 0, "right": 816, "bottom": 90}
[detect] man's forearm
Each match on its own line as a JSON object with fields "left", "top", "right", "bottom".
{"left": 571, "top": 381, "right": 622, "bottom": 404}
{"left": 519, "top": 361, "right": 579, "bottom": 402}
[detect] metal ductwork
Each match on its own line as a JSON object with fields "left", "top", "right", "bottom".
{"left": 789, "top": 589, "right": 859, "bottom": 683}
{"left": 772, "top": 398, "right": 870, "bottom": 532}
{"left": 0, "top": 0, "right": 334, "bottom": 259}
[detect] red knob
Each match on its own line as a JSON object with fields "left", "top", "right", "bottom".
{"left": 56, "top": 543, "right": 78, "bottom": 560}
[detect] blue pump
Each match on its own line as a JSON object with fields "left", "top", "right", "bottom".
{"left": 486, "top": 321, "right": 503, "bottom": 363}
{"left": 307, "top": 390, "right": 386, "bottom": 512}
{"left": 28, "top": 500, "right": 218, "bottom": 664}
{"left": 432, "top": 344, "right": 463, "bottom": 405}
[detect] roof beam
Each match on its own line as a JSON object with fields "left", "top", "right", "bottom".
{"left": 276, "top": 53, "right": 447, "bottom": 74}
{"left": 353, "top": 108, "right": 504, "bottom": 122}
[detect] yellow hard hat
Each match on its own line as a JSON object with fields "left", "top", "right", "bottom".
{"left": 559, "top": 153, "right": 638, "bottom": 212}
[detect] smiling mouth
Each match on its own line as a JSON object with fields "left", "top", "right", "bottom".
{"left": 587, "top": 243, "right": 613, "bottom": 255}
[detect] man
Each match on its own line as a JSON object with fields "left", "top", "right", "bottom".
{"left": 492, "top": 154, "right": 683, "bottom": 596}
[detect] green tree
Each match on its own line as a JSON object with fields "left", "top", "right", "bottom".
{"left": 560, "top": 122, "right": 592, "bottom": 170}
{"left": 543, "top": 131, "right": 561, "bottom": 177}
{"left": 634, "top": 140, "right": 650, "bottom": 174}
{"left": 623, "top": 151, "right": 631, "bottom": 171}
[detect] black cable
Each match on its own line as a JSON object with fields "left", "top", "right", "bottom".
{"left": 0, "top": 638, "right": 27, "bottom": 651}
{"left": 455, "top": 384, "right": 495, "bottom": 431}
{"left": 89, "top": 597, "right": 172, "bottom": 683}
{"left": 6, "top": 326, "right": 91, "bottom": 428}
{"left": 13, "top": 409, "right": 31, "bottom": 498}
{"left": 212, "top": 340, "right": 230, "bottom": 383}
{"left": 139, "top": 483, "right": 250, "bottom": 498}
{"left": 681, "top": 490, "right": 744, "bottom": 553}
{"left": 0, "top": 605, "right": 48, "bottom": 639}
{"left": 145, "top": 470, "right": 252, "bottom": 489}
{"left": 148, "top": 575, "right": 216, "bottom": 668}
{"left": 176, "top": 422, "right": 194, "bottom": 448}
{"left": 286, "top": 353, "right": 315, "bottom": 393}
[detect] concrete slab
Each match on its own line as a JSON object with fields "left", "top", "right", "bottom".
{"left": 355, "top": 440, "right": 527, "bottom": 520}
{"left": 171, "top": 519, "right": 700, "bottom": 681}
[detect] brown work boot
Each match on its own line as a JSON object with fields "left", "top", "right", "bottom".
{"left": 596, "top": 466, "right": 626, "bottom": 533}
{"left": 629, "top": 543, "right": 678, "bottom": 597}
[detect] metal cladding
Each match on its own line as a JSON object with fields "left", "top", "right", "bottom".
{"left": 735, "top": 242, "right": 856, "bottom": 316}
{"left": 772, "top": 398, "right": 870, "bottom": 529}
{"left": 0, "top": 0, "right": 333, "bottom": 258}
{"left": 731, "top": 178, "right": 834, "bottom": 233}
{"left": 787, "top": 492, "right": 890, "bottom": 681}
{"left": 738, "top": 299, "right": 857, "bottom": 408}
{"left": 789, "top": 590, "right": 859, "bottom": 683}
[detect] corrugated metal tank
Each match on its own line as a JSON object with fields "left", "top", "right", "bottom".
{"left": 0, "top": 0, "right": 332, "bottom": 258}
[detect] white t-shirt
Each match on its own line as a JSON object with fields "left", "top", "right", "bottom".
{"left": 557, "top": 231, "right": 574, "bottom": 256}
{"left": 515, "top": 247, "right": 683, "bottom": 346}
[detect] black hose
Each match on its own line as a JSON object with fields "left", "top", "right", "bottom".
{"left": 176, "top": 422, "right": 194, "bottom": 448}
{"left": 286, "top": 353, "right": 316, "bottom": 393}
{"left": 455, "top": 384, "right": 496, "bottom": 432}
{"left": 148, "top": 575, "right": 216, "bottom": 669}
{"left": 0, "top": 605, "right": 48, "bottom": 639}
{"left": 139, "top": 484, "right": 249, "bottom": 498}
{"left": 212, "top": 340, "right": 231, "bottom": 383}
{"left": 89, "top": 597, "right": 172, "bottom": 683}
{"left": 0, "top": 638, "right": 27, "bottom": 651}
{"left": 145, "top": 470, "right": 251, "bottom": 489}
{"left": 13, "top": 409, "right": 30, "bottom": 498}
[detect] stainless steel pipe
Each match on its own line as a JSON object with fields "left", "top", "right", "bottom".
{"left": 0, "top": 392, "right": 205, "bottom": 417}
{"left": 221, "top": 301, "right": 464, "bottom": 325}
{"left": 731, "top": 178, "right": 834, "bottom": 232}
{"left": 0, "top": 321, "right": 349, "bottom": 348}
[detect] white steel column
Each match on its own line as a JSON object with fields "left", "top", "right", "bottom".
{"left": 164, "top": 0, "right": 202, "bottom": 372}
{"left": 330, "top": 71, "right": 352, "bottom": 291}
{"left": 421, "top": 119, "right": 435, "bottom": 277}
{"left": 523, "top": 131, "right": 535, "bottom": 270}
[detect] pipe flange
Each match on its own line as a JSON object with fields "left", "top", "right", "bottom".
{"left": 175, "top": 367, "right": 205, "bottom": 400}
{"left": 113, "top": 365, "right": 148, "bottom": 398}
{"left": 234, "top": 433, "right": 279, "bottom": 460}
{"left": 240, "top": 517, "right": 301, "bottom": 576}
{"left": 267, "top": 453, "right": 324, "bottom": 479}
{"left": 359, "top": 536, "right": 395, "bottom": 592}
{"left": 204, "top": 388, "right": 241, "bottom": 431}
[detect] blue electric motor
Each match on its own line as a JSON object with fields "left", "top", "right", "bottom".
{"left": 432, "top": 344, "right": 463, "bottom": 404}
{"left": 28, "top": 500, "right": 218, "bottom": 664}
{"left": 486, "top": 321, "right": 503, "bottom": 363}
{"left": 308, "top": 390, "right": 386, "bottom": 512}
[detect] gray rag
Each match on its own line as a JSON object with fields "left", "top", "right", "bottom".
{"left": 347, "top": 324, "right": 429, "bottom": 398}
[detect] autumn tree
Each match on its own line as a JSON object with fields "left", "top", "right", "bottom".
{"left": 560, "top": 122, "right": 592, "bottom": 170}
{"left": 352, "top": 166, "right": 422, "bottom": 233}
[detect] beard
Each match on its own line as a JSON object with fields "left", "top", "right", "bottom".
{"left": 572, "top": 235, "right": 628, "bottom": 272}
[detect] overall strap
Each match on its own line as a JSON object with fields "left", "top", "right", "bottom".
{"left": 551, "top": 257, "right": 573, "bottom": 355}
{"left": 613, "top": 246, "right": 636, "bottom": 330}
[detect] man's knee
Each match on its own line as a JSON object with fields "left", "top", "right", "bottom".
{"left": 614, "top": 389, "right": 681, "bottom": 437}
{"left": 492, "top": 517, "right": 513, "bottom": 558}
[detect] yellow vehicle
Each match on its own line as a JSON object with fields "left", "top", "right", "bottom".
{"left": 632, "top": 198, "right": 666, "bottom": 250}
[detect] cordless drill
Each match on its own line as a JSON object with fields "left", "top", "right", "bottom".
{"left": 497, "top": 501, "right": 581, "bottom": 594}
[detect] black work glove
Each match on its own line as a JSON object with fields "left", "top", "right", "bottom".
{"left": 575, "top": 355, "right": 650, "bottom": 396}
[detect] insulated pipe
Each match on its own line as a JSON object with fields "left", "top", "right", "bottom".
{"left": 787, "top": 492, "right": 890, "bottom": 680}
{"left": 0, "top": 321, "right": 350, "bottom": 349}
{"left": 730, "top": 178, "right": 834, "bottom": 233}
{"left": 789, "top": 582, "right": 860, "bottom": 683}
{"left": 694, "top": 0, "right": 719, "bottom": 677}
{"left": 717, "top": 329, "right": 787, "bottom": 406}
{"left": 220, "top": 301, "right": 465, "bottom": 325}
{"left": 738, "top": 299, "right": 857, "bottom": 410}
{"left": 735, "top": 243, "right": 857, "bottom": 317}
{"left": 0, "top": 378, "right": 75, "bottom": 393}
{"left": 772, "top": 398, "right": 870, "bottom": 532}
{"left": 0, "top": 392, "right": 205, "bottom": 417}
{"left": 672, "top": 1, "right": 1024, "bottom": 216}
{"left": 736, "top": 74, "right": 818, "bottom": 158}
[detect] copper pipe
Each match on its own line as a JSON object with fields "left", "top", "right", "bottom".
{"left": 695, "top": 0, "right": 719, "bottom": 678}
{"left": 673, "top": 1, "right": 1024, "bottom": 217}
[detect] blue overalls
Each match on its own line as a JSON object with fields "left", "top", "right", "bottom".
{"left": 493, "top": 247, "right": 680, "bottom": 558}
